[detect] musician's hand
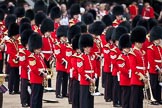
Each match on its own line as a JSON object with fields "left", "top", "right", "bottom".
{"left": 90, "top": 78, "right": 95, "bottom": 84}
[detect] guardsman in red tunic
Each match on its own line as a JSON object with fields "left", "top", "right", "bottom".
{"left": 40, "top": 18, "right": 54, "bottom": 89}
{"left": 129, "top": 26, "right": 147, "bottom": 108}
{"left": 19, "top": 29, "right": 33, "bottom": 107}
{"left": 112, "top": 5, "right": 125, "bottom": 28}
{"left": 117, "top": 34, "right": 131, "bottom": 108}
{"left": 71, "top": 34, "right": 81, "bottom": 108}
{"left": 28, "top": 33, "right": 47, "bottom": 108}
{"left": 50, "top": 6, "right": 61, "bottom": 43}
{"left": 128, "top": 2, "right": 138, "bottom": 21}
{"left": 6, "top": 23, "right": 20, "bottom": 94}
{"left": 77, "top": 34, "right": 95, "bottom": 108}
{"left": 67, "top": 25, "right": 81, "bottom": 103}
{"left": 103, "top": 27, "right": 114, "bottom": 102}
{"left": 69, "top": 4, "right": 80, "bottom": 27}
{"left": 147, "top": 26, "right": 162, "bottom": 105}
{"left": 110, "top": 26, "right": 128, "bottom": 107}
{"left": 34, "top": 12, "right": 46, "bottom": 34}
{"left": 142, "top": 2, "right": 155, "bottom": 20}
{"left": 55, "top": 25, "right": 69, "bottom": 98}
{"left": 88, "top": 21, "right": 106, "bottom": 94}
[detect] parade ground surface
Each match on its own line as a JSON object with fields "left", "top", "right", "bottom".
{"left": 3, "top": 71, "right": 162, "bottom": 108}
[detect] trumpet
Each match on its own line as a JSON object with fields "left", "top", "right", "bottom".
{"left": 136, "top": 72, "right": 156, "bottom": 102}
{"left": 145, "top": 72, "right": 156, "bottom": 102}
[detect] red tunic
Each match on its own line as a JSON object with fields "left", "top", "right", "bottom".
{"left": 28, "top": 53, "right": 47, "bottom": 84}
{"left": 110, "top": 45, "right": 121, "bottom": 76}
{"left": 112, "top": 19, "right": 123, "bottom": 28}
{"left": 147, "top": 44, "right": 162, "bottom": 74}
{"left": 66, "top": 44, "right": 73, "bottom": 74}
{"left": 6, "top": 38, "right": 19, "bottom": 67}
{"left": 129, "top": 48, "right": 147, "bottom": 86}
{"left": 69, "top": 18, "right": 79, "bottom": 27}
{"left": 19, "top": 47, "right": 31, "bottom": 79}
{"left": 77, "top": 53, "right": 96, "bottom": 85}
{"left": 54, "top": 42, "right": 67, "bottom": 72}
{"left": 41, "top": 35, "right": 54, "bottom": 61}
{"left": 116, "top": 53, "right": 131, "bottom": 86}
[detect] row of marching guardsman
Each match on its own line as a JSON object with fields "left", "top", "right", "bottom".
{"left": 0, "top": 2, "right": 161, "bottom": 108}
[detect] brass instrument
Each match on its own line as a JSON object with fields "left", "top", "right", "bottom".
{"left": 89, "top": 81, "right": 96, "bottom": 94}
{"left": 136, "top": 72, "right": 156, "bottom": 102}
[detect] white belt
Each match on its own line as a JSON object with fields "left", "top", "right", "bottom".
{"left": 136, "top": 66, "right": 145, "bottom": 70}
{"left": 85, "top": 70, "right": 94, "bottom": 73}
{"left": 42, "top": 51, "right": 53, "bottom": 54}
{"left": 155, "top": 60, "right": 162, "bottom": 63}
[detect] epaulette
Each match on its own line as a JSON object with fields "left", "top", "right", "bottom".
{"left": 147, "top": 44, "right": 153, "bottom": 50}
{"left": 6, "top": 39, "right": 11, "bottom": 43}
{"left": 72, "top": 53, "right": 77, "bottom": 57}
{"left": 104, "top": 44, "right": 110, "bottom": 49}
{"left": 28, "top": 54, "right": 35, "bottom": 58}
{"left": 146, "top": 33, "right": 150, "bottom": 41}
{"left": 4, "top": 30, "right": 8, "bottom": 35}
{"left": 113, "top": 20, "right": 118, "bottom": 24}
{"left": 19, "top": 48, "right": 25, "bottom": 54}
{"left": 110, "top": 47, "right": 117, "bottom": 53}
{"left": 128, "top": 50, "right": 136, "bottom": 56}
{"left": 55, "top": 41, "right": 61, "bottom": 47}
{"left": 66, "top": 44, "right": 72, "bottom": 49}
{"left": 76, "top": 54, "right": 84, "bottom": 60}
{"left": 117, "top": 54, "right": 124, "bottom": 61}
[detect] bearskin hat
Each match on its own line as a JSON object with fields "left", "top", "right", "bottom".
{"left": 81, "top": 12, "right": 94, "bottom": 25}
{"left": 8, "top": 23, "right": 19, "bottom": 37}
{"left": 0, "top": 9, "right": 4, "bottom": 21}
{"left": 88, "top": 21, "right": 106, "bottom": 36}
{"left": 50, "top": 6, "right": 61, "bottom": 20}
{"left": 28, "top": 32, "right": 42, "bottom": 52}
{"left": 72, "top": 34, "right": 81, "bottom": 50}
{"left": 8, "top": 5, "right": 15, "bottom": 14}
{"left": 105, "top": 27, "right": 115, "bottom": 42}
{"left": 19, "top": 22, "right": 32, "bottom": 35}
{"left": 132, "top": 15, "right": 142, "bottom": 29}
{"left": 131, "top": 26, "right": 147, "bottom": 44}
{"left": 21, "top": 29, "right": 34, "bottom": 47}
{"left": 14, "top": 7, "right": 25, "bottom": 18}
{"left": 88, "top": 9, "right": 97, "bottom": 20}
{"left": 119, "top": 34, "right": 132, "bottom": 50}
{"left": 136, "top": 19, "right": 149, "bottom": 32}
{"left": 102, "top": 15, "right": 112, "bottom": 27}
{"left": 5, "top": 14, "right": 16, "bottom": 29}
{"left": 70, "top": 3, "right": 80, "bottom": 17}
{"left": 34, "top": 0, "right": 47, "bottom": 13}
{"left": 148, "top": 18, "right": 158, "bottom": 31}
{"left": 47, "top": 3, "right": 57, "bottom": 16}
{"left": 35, "top": 12, "right": 46, "bottom": 27}
{"left": 79, "top": 34, "right": 94, "bottom": 52}
{"left": 112, "top": 26, "right": 128, "bottom": 43}
{"left": 40, "top": 18, "right": 54, "bottom": 34}
{"left": 67, "top": 25, "right": 81, "bottom": 43}
{"left": 57, "top": 25, "right": 69, "bottom": 38}
{"left": 76, "top": 22, "right": 87, "bottom": 33}
{"left": 25, "top": 9, "right": 35, "bottom": 21}
{"left": 20, "top": 17, "right": 31, "bottom": 25}
{"left": 119, "top": 21, "right": 131, "bottom": 33}
{"left": 150, "top": 26, "right": 162, "bottom": 42}
{"left": 112, "top": 5, "right": 124, "bottom": 16}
